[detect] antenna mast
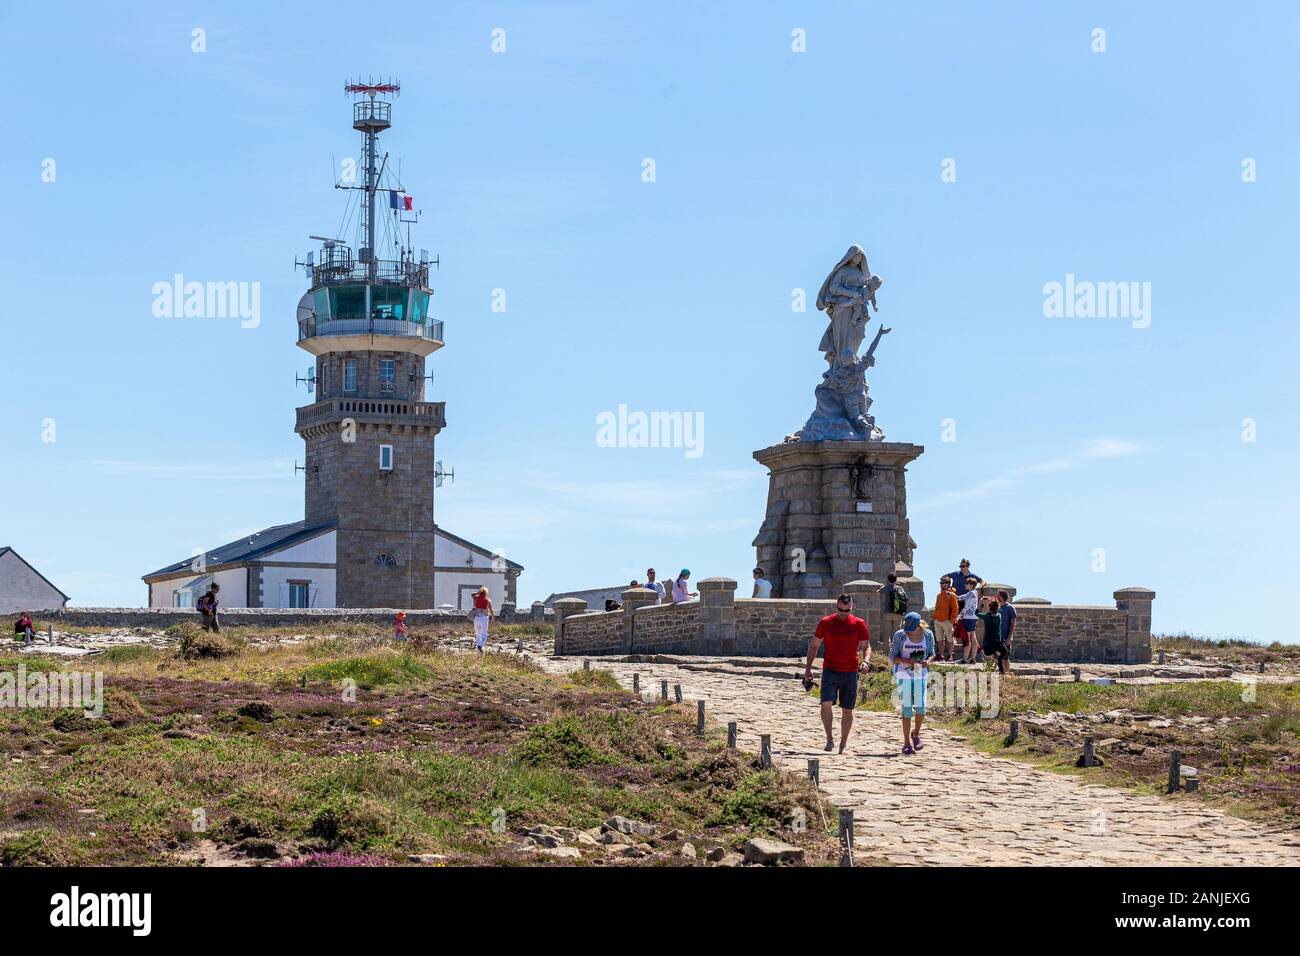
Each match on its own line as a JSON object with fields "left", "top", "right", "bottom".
{"left": 344, "top": 78, "right": 400, "bottom": 281}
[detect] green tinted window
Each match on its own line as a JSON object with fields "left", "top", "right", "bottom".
{"left": 409, "top": 291, "right": 430, "bottom": 324}
{"left": 372, "top": 285, "right": 406, "bottom": 320}
{"left": 329, "top": 285, "right": 365, "bottom": 320}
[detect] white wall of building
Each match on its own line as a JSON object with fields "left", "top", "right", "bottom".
{"left": 144, "top": 530, "right": 512, "bottom": 610}
{"left": 0, "top": 551, "right": 68, "bottom": 613}
{"left": 149, "top": 567, "right": 248, "bottom": 608}
{"left": 260, "top": 566, "right": 337, "bottom": 608}
{"left": 435, "top": 534, "right": 504, "bottom": 569}
{"left": 435, "top": 569, "right": 511, "bottom": 610}
{"left": 268, "top": 531, "right": 336, "bottom": 565}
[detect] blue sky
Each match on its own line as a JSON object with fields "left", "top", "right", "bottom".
{"left": 2, "top": 1, "right": 1296, "bottom": 641}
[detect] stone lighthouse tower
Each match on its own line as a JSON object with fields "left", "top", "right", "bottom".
{"left": 294, "top": 80, "right": 445, "bottom": 608}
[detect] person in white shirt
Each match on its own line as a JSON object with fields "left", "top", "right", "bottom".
{"left": 958, "top": 587, "right": 980, "bottom": 663}
{"left": 643, "top": 568, "right": 665, "bottom": 604}
{"left": 752, "top": 567, "right": 773, "bottom": 599}
{"left": 671, "top": 569, "right": 697, "bottom": 603}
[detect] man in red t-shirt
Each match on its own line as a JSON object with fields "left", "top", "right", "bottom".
{"left": 804, "top": 593, "right": 872, "bottom": 753}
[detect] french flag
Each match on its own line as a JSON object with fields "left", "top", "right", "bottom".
{"left": 389, "top": 191, "right": 413, "bottom": 211}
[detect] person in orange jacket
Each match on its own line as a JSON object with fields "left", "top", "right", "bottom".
{"left": 932, "top": 576, "right": 960, "bottom": 662}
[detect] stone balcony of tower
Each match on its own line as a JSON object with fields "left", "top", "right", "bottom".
{"left": 295, "top": 397, "right": 446, "bottom": 435}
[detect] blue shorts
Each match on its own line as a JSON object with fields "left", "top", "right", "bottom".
{"left": 820, "top": 669, "right": 859, "bottom": 709}
{"left": 895, "top": 676, "right": 927, "bottom": 717}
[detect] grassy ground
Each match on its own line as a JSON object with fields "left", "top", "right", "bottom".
{"left": 851, "top": 662, "right": 1299, "bottom": 828}
{"left": 28, "top": 617, "right": 555, "bottom": 643}
{"left": 0, "top": 625, "right": 839, "bottom": 866}
{"left": 1152, "top": 633, "right": 1300, "bottom": 669}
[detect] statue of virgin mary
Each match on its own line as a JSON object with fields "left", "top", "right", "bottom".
{"left": 815, "top": 245, "right": 882, "bottom": 369}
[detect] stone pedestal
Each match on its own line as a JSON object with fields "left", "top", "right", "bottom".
{"left": 1114, "top": 587, "right": 1155, "bottom": 664}
{"left": 620, "top": 586, "right": 660, "bottom": 651}
{"left": 552, "top": 597, "right": 588, "bottom": 655}
{"left": 752, "top": 440, "right": 924, "bottom": 602}
{"left": 697, "top": 577, "right": 738, "bottom": 654}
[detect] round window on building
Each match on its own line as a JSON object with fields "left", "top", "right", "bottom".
{"left": 375, "top": 553, "right": 397, "bottom": 567}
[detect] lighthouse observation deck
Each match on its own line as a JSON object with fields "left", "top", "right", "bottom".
{"left": 297, "top": 247, "right": 442, "bottom": 356}
{"left": 296, "top": 79, "right": 443, "bottom": 358}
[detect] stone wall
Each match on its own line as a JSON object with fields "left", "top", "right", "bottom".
{"left": 733, "top": 599, "right": 830, "bottom": 656}
{"left": 45, "top": 607, "right": 471, "bottom": 629}
{"left": 559, "top": 609, "right": 625, "bottom": 655}
{"left": 554, "top": 579, "right": 1155, "bottom": 664}
{"left": 630, "top": 601, "right": 700, "bottom": 654}
{"left": 1008, "top": 605, "right": 1129, "bottom": 662}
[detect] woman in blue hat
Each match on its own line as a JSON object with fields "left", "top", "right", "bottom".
{"left": 671, "top": 569, "right": 697, "bottom": 604}
{"left": 889, "top": 611, "right": 935, "bottom": 755}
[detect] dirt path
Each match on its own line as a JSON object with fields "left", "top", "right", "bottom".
{"left": 537, "top": 655, "right": 1300, "bottom": 866}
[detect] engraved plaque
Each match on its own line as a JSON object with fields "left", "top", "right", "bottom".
{"left": 838, "top": 543, "right": 894, "bottom": 559}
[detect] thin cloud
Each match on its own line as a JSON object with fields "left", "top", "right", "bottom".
{"left": 1081, "top": 438, "right": 1141, "bottom": 459}
{"left": 919, "top": 477, "right": 1015, "bottom": 508}
{"left": 917, "top": 437, "right": 1141, "bottom": 510}
{"left": 532, "top": 470, "right": 759, "bottom": 508}
{"left": 88, "top": 459, "right": 295, "bottom": 481}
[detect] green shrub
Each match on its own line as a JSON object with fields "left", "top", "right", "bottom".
{"left": 300, "top": 654, "right": 431, "bottom": 689}
{"left": 172, "top": 622, "right": 246, "bottom": 659}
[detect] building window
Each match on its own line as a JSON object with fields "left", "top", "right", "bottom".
{"left": 173, "top": 590, "right": 193, "bottom": 608}
{"left": 379, "top": 359, "right": 395, "bottom": 394}
{"left": 458, "top": 584, "right": 485, "bottom": 610}
{"left": 379, "top": 444, "right": 393, "bottom": 470}
{"left": 319, "top": 362, "right": 328, "bottom": 395}
{"left": 375, "top": 553, "right": 397, "bottom": 567}
{"left": 344, "top": 359, "right": 357, "bottom": 393}
{"left": 288, "top": 582, "right": 310, "bottom": 608}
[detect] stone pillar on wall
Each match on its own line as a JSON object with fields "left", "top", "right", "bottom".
{"left": 697, "top": 577, "right": 737, "bottom": 654}
{"left": 1114, "top": 587, "right": 1155, "bottom": 664}
{"left": 621, "top": 586, "right": 660, "bottom": 653}
{"left": 499, "top": 602, "right": 516, "bottom": 623}
{"left": 552, "top": 597, "right": 588, "bottom": 655}
{"left": 530, "top": 601, "right": 545, "bottom": 622}
{"left": 842, "top": 579, "right": 884, "bottom": 653}
{"left": 979, "top": 582, "right": 1017, "bottom": 603}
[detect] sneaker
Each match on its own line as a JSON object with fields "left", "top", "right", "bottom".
{"left": 901, "top": 744, "right": 914, "bottom": 756}
{"left": 912, "top": 732, "right": 924, "bottom": 751}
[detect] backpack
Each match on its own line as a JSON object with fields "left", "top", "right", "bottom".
{"left": 890, "top": 587, "right": 909, "bottom": 615}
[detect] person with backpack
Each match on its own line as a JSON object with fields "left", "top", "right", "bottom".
{"left": 881, "top": 573, "right": 908, "bottom": 643}
{"left": 889, "top": 612, "right": 935, "bottom": 755}
{"left": 932, "top": 576, "right": 959, "bottom": 662}
{"left": 196, "top": 583, "right": 221, "bottom": 633}
{"left": 394, "top": 610, "right": 408, "bottom": 642}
